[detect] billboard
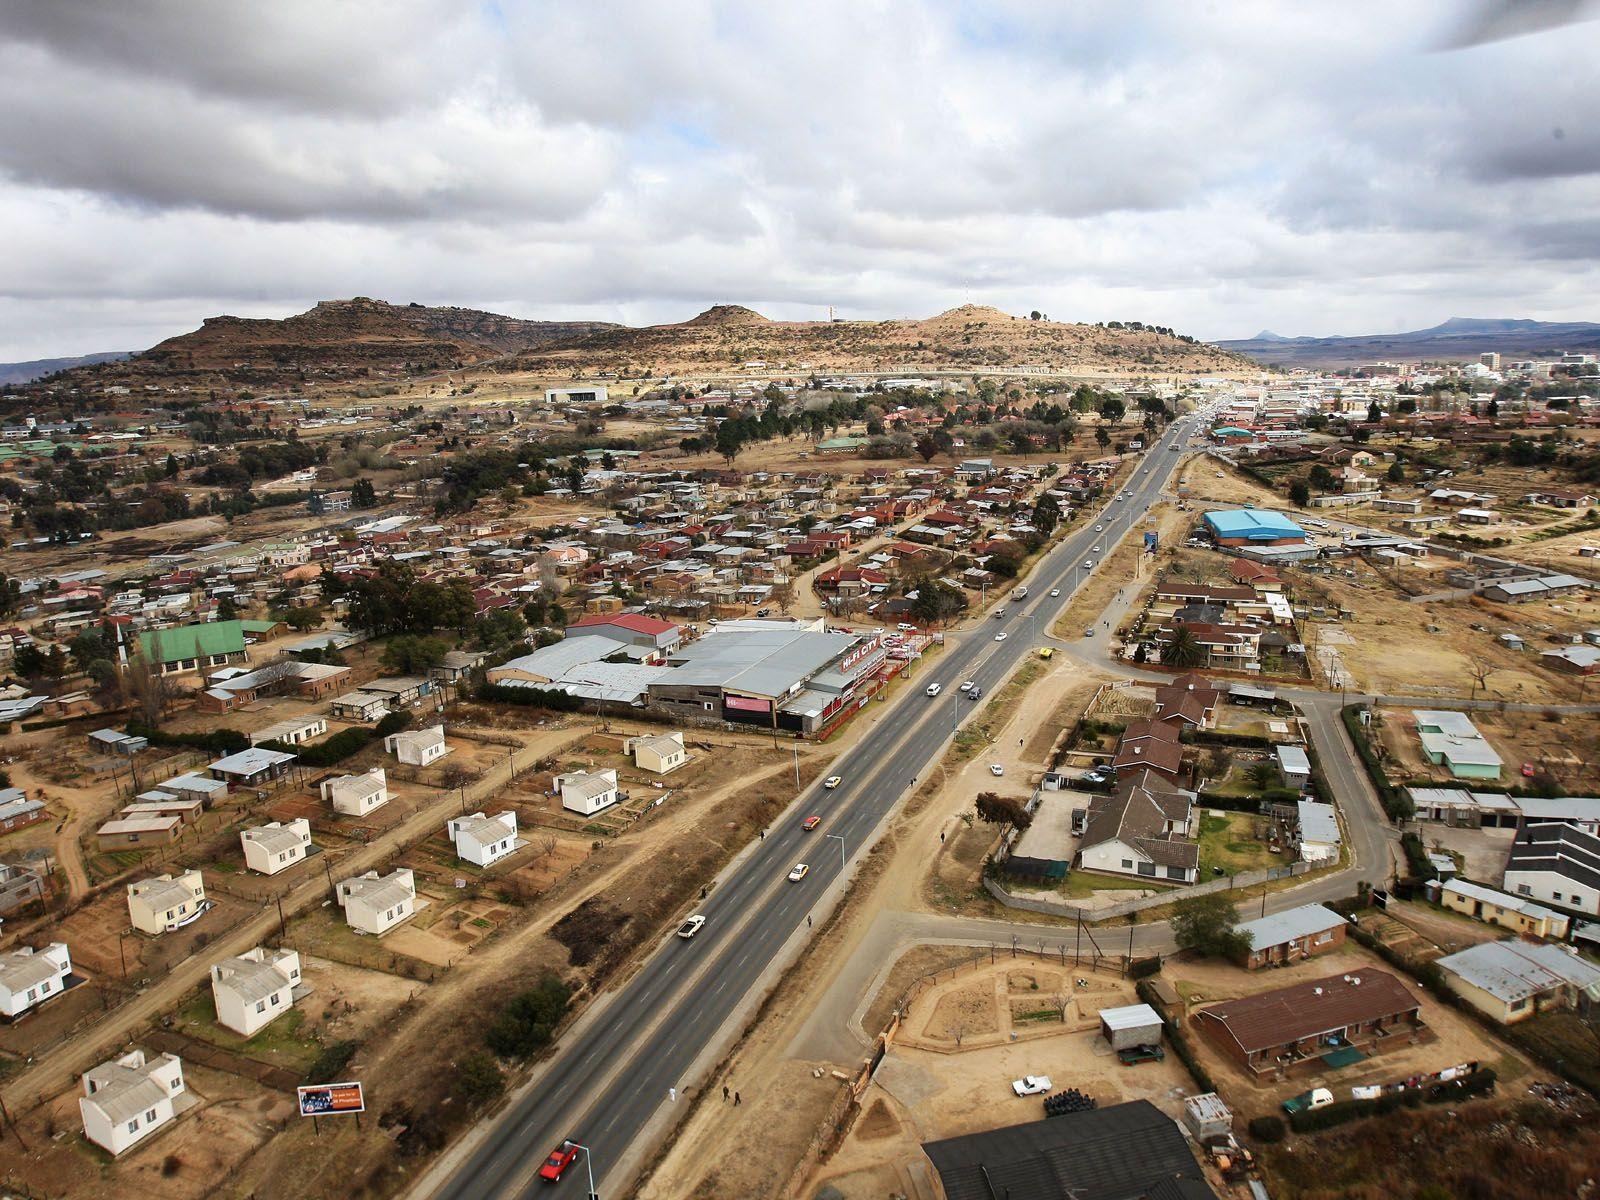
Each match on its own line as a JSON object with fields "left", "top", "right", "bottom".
{"left": 724, "top": 694, "right": 773, "bottom": 714}
{"left": 297, "top": 1082, "right": 366, "bottom": 1116}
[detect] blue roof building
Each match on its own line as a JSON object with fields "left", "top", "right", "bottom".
{"left": 1202, "top": 509, "right": 1308, "bottom": 545}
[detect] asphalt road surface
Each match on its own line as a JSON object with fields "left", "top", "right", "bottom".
{"left": 428, "top": 419, "right": 1209, "bottom": 1199}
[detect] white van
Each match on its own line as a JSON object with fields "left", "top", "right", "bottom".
{"left": 926, "top": 683, "right": 942, "bottom": 697}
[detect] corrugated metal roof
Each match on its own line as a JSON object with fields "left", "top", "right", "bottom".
{"left": 1437, "top": 940, "right": 1600, "bottom": 1003}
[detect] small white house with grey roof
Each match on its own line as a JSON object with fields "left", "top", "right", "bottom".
{"left": 385, "top": 725, "right": 450, "bottom": 767}
{"left": 557, "top": 768, "right": 620, "bottom": 816}
{"left": 127, "top": 869, "right": 208, "bottom": 935}
{"left": 80, "top": 1048, "right": 189, "bottom": 1156}
{"left": 240, "top": 819, "right": 312, "bottom": 875}
{"left": 1296, "top": 800, "right": 1341, "bottom": 863}
{"left": 447, "top": 811, "right": 522, "bottom": 867}
{"left": 321, "top": 767, "right": 389, "bottom": 817}
{"left": 625, "top": 731, "right": 689, "bottom": 775}
{"left": 0, "top": 942, "right": 72, "bottom": 1018}
{"left": 336, "top": 868, "right": 416, "bottom": 935}
{"left": 1436, "top": 939, "right": 1600, "bottom": 1024}
{"left": 210, "top": 946, "right": 302, "bottom": 1037}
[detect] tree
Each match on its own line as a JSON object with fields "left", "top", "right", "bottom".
{"left": 483, "top": 972, "right": 572, "bottom": 1058}
{"left": 123, "top": 649, "right": 173, "bottom": 726}
{"left": 284, "top": 606, "right": 322, "bottom": 631}
{"left": 1288, "top": 479, "right": 1311, "bottom": 508}
{"left": 1386, "top": 462, "right": 1405, "bottom": 484}
{"left": 472, "top": 608, "right": 526, "bottom": 652}
{"left": 1246, "top": 761, "right": 1277, "bottom": 791}
{"left": 1161, "top": 624, "right": 1205, "bottom": 669}
{"left": 914, "top": 434, "right": 941, "bottom": 463}
{"left": 1095, "top": 426, "right": 1112, "bottom": 450}
{"left": 1366, "top": 401, "right": 1382, "bottom": 423}
{"left": 216, "top": 594, "right": 240, "bottom": 621}
{"left": 1467, "top": 658, "right": 1499, "bottom": 699}
{"left": 70, "top": 629, "right": 110, "bottom": 670}
{"left": 1396, "top": 398, "right": 1417, "bottom": 415}
{"left": 1308, "top": 464, "right": 1337, "bottom": 492}
{"left": 1486, "top": 398, "right": 1500, "bottom": 418}
{"left": 1098, "top": 397, "right": 1126, "bottom": 425}
{"left": 383, "top": 634, "right": 450, "bottom": 674}
{"left": 164, "top": 452, "right": 180, "bottom": 478}
{"left": 351, "top": 477, "right": 377, "bottom": 507}
{"left": 974, "top": 791, "right": 1031, "bottom": 831}
{"left": 1171, "top": 891, "right": 1250, "bottom": 959}
{"left": 455, "top": 1050, "right": 505, "bottom": 1106}
{"left": 1032, "top": 495, "right": 1061, "bottom": 538}
{"left": 11, "top": 643, "right": 50, "bottom": 678}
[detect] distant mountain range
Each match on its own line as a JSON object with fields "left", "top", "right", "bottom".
{"left": 0, "top": 351, "right": 132, "bottom": 387}
{"left": 9, "top": 298, "right": 1254, "bottom": 405}
{"left": 1216, "top": 317, "right": 1600, "bottom": 368}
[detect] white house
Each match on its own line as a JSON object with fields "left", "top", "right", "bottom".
{"left": 210, "top": 946, "right": 302, "bottom": 1037}
{"left": 336, "top": 868, "right": 417, "bottom": 935}
{"left": 625, "top": 731, "right": 689, "bottom": 775}
{"left": 385, "top": 725, "right": 450, "bottom": 767}
{"left": 447, "top": 811, "right": 521, "bottom": 867}
{"left": 321, "top": 767, "right": 389, "bottom": 817}
{"left": 240, "top": 819, "right": 312, "bottom": 875}
{"left": 248, "top": 715, "right": 328, "bottom": 747}
{"left": 556, "top": 768, "right": 620, "bottom": 817}
{"left": 80, "top": 1049, "right": 188, "bottom": 1157}
{"left": 0, "top": 942, "right": 72, "bottom": 1018}
{"left": 127, "top": 870, "right": 208, "bottom": 935}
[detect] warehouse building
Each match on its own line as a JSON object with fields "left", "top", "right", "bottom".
{"left": 1201, "top": 509, "right": 1309, "bottom": 548}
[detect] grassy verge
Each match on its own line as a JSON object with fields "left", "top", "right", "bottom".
{"left": 173, "top": 991, "right": 323, "bottom": 1072}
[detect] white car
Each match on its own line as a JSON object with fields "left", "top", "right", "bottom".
{"left": 994, "top": 632, "right": 1007, "bottom": 641}
{"left": 1095, "top": 524, "right": 1103, "bottom": 532}
{"left": 824, "top": 776, "right": 843, "bottom": 789}
{"left": 1092, "top": 544, "right": 1101, "bottom": 553}
{"left": 676, "top": 915, "right": 706, "bottom": 939}
{"left": 990, "top": 763, "right": 1005, "bottom": 777}
{"left": 1083, "top": 559, "right": 1095, "bottom": 569}
{"left": 1049, "top": 588, "right": 1060, "bottom": 597}
{"left": 1012, "top": 1075, "right": 1051, "bottom": 1096}
{"left": 788, "top": 863, "right": 810, "bottom": 882}
{"left": 958, "top": 680, "right": 975, "bottom": 693}
{"left": 926, "top": 683, "right": 942, "bottom": 697}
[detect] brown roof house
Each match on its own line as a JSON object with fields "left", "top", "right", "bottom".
{"left": 1112, "top": 719, "right": 1185, "bottom": 782}
{"left": 1153, "top": 672, "right": 1220, "bottom": 730}
{"left": 1075, "top": 768, "right": 1199, "bottom": 884}
{"left": 1194, "top": 970, "right": 1425, "bottom": 1078}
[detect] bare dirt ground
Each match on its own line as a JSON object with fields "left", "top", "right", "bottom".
{"left": 1176, "top": 453, "right": 1285, "bottom": 510}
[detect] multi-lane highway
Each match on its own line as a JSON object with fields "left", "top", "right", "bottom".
{"left": 423, "top": 416, "right": 1208, "bottom": 1200}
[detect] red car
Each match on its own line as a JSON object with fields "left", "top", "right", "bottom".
{"left": 802, "top": 815, "right": 822, "bottom": 831}
{"left": 1521, "top": 763, "right": 1538, "bottom": 779}
{"left": 539, "top": 1140, "right": 582, "bottom": 1182}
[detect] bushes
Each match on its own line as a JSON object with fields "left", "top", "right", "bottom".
{"left": 262, "top": 727, "right": 375, "bottom": 768}
{"left": 480, "top": 682, "right": 583, "bottom": 711}
{"left": 374, "top": 710, "right": 413, "bottom": 738}
{"left": 1129, "top": 956, "right": 1162, "bottom": 980}
{"left": 1400, "top": 831, "right": 1436, "bottom": 881}
{"left": 303, "top": 1040, "right": 360, "bottom": 1084}
{"left": 1340, "top": 705, "right": 1413, "bottom": 821}
{"left": 1248, "top": 1115, "right": 1285, "bottom": 1143}
{"left": 455, "top": 1050, "right": 505, "bottom": 1106}
{"left": 1184, "top": 729, "right": 1275, "bottom": 749}
{"left": 1193, "top": 791, "right": 1266, "bottom": 815}
{"left": 483, "top": 972, "right": 572, "bottom": 1059}
{"left": 127, "top": 720, "right": 249, "bottom": 755}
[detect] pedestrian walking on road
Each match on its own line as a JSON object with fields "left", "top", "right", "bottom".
{"left": 668, "top": 1087, "right": 677, "bottom": 1103}
{"left": 807, "top": 915, "right": 812, "bottom": 928}
{"left": 759, "top": 829, "right": 765, "bottom": 840}
{"left": 940, "top": 830, "right": 946, "bottom": 843}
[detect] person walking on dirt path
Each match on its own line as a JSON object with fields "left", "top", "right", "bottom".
{"left": 734, "top": 1092, "right": 741, "bottom": 1106}
{"left": 723, "top": 1085, "right": 730, "bottom": 1101}
{"left": 806, "top": 915, "right": 812, "bottom": 928}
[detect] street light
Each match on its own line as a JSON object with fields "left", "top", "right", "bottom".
{"left": 825, "top": 833, "right": 846, "bottom": 875}
{"left": 571, "top": 1141, "right": 599, "bottom": 1200}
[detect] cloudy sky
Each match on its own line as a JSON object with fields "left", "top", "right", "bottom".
{"left": 2, "top": 0, "right": 1599, "bottom": 360}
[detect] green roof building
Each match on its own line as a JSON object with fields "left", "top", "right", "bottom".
{"left": 138, "top": 621, "right": 250, "bottom": 676}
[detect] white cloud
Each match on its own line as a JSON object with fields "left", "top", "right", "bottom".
{"left": 1, "top": 0, "right": 1598, "bottom": 359}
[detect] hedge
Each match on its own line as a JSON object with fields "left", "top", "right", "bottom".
{"left": 1340, "top": 705, "right": 1413, "bottom": 821}
{"left": 480, "top": 682, "right": 584, "bottom": 711}
{"left": 374, "top": 710, "right": 413, "bottom": 738}
{"left": 260, "top": 728, "right": 374, "bottom": 769}
{"left": 1194, "top": 791, "right": 1267, "bottom": 815}
{"left": 1287, "top": 1068, "right": 1496, "bottom": 1133}
{"left": 1184, "top": 729, "right": 1275, "bottom": 749}
{"left": 1400, "top": 831, "right": 1436, "bottom": 881}
{"left": 126, "top": 720, "right": 249, "bottom": 755}
{"left": 1129, "top": 956, "right": 1162, "bottom": 980}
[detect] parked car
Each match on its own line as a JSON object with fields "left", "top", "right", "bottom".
{"left": 1011, "top": 1075, "right": 1052, "bottom": 1096}
{"left": 801, "top": 815, "right": 821, "bottom": 831}
{"left": 676, "top": 915, "right": 706, "bottom": 939}
{"left": 1282, "top": 1087, "right": 1334, "bottom": 1115}
{"left": 824, "top": 776, "right": 843, "bottom": 789}
{"left": 539, "top": 1140, "right": 584, "bottom": 1181}
{"left": 1117, "top": 1044, "right": 1165, "bottom": 1065}
{"left": 788, "top": 863, "right": 810, "bottom": 882}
